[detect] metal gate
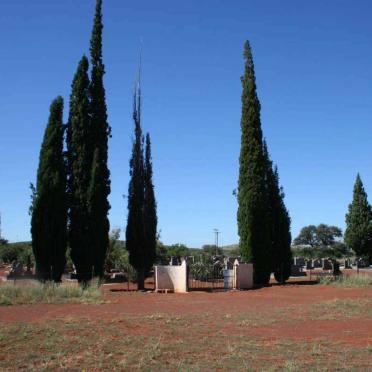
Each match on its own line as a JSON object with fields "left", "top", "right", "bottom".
{"left": 187, "top": 262, "right": 234, "bottom": 291}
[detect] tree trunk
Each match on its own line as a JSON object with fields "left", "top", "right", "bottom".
{"left": 137, "top": 270, "right": 145, "bottom": 291}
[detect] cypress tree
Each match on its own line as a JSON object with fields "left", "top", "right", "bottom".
{"left": 237, "top": 41, "right": 271, "bottom": 285}
{"left": 88, "top": 0, "right": 111, "bottom": 278}
{"left": 126, "top": 87, "right": 146, "bottom": 289}
{"left": 31, "top": 96, "right": 67, "bottom": 282}
{"left": 143, "top": 133, "right": 157, "bottom": 276}
{"left": 345, "top": 174, "right": 372, "bottom": 263}
{"left": 263, "top": 141, "right": 292, "bottom": 283}
{"left": 66, "top": 56, "right": 92, "bottom": 281}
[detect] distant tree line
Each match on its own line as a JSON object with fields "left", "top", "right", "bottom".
{"left": 291, "top": 174, "right": 372, "bottom": 264}
{"left": 292, "top": 224, "right": 349, "bottom": 259}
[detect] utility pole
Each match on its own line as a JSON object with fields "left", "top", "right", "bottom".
{"left": 213, "top": 228, "right": 220, "bottom": 255}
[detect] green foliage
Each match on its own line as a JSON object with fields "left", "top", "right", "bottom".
{"left": 237, "top": 41, "right": 271, "bottom": 285}
{"left": 263, "top": 141, "right": 292, "bottom": 283}
{"left": 293, "top": 224, "right": 342, "bottom": 247}
{"left": 88, "top": 0, "right": 111, "bottom": 279}
{"left": 167, "top": 244, "right": 190, "bottom": 257}
{"left": 0, "top": 238, "right": 8, "bottom": 245}
{"left": 221, "top": 244, "right": 240, "bottom": 256}
{"left": 189, "top": 261, "right": 217, "bottom": 281}
{"left": 105, "top": 229, "right": 126, "bottom": 272}
{"left": 201, "top": 245, "right": 223, "bottom": 256}
{"left": 293, "top": 223, "right": 352, "bottom": 259}
{"left": 126, "top": 87, "right": 145, "bottom": 288}
{"left": 155, "top": 243, "right": 191, "bottom": 264}
{"left": 0, "top": 280, "right": 103, "bottom": 306}
{"left": 344, "top": 174, "right": 372, "bottom": 263}
{"left": 31, "top": 97, "right": 67, "bottom": 282}
{"left": 0, "top": 242, "right": 34, "bottom": 265}
{"left": 291, "top": 242, "right": 351, "bottom": 260}
{"left": 143, "top": 133, "right": 157, "bottom": 275}
{"left": 126, "top": 86, "right": 157, "bottom": 289}
{"left": 66, "top": 56, "right": 92, "bottom": 281}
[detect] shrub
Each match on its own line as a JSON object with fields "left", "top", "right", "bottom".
{"left": 0, "top": 242, "right": 34, "bottom": 265}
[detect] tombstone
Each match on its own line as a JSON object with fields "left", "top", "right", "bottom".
{"left": 344, "top": 259, "right": 352, "bottom": 269}
{"left": 26, "top": 255, "right": 32, "bottom": 273}
{"left": 313, "top": 259, "right": 322, "bottom": 268}
{"left": 356, "top": 258, "right": 367, "bottom": 268}
{"left": 290, "top": 264, "right": 301, "bottom": 276}
{"left": 322, "top": 259, "right": 332, "bottom": 270}
{"left": 7, "top": 261, "right": 24, "bottom": 279}
{"left": 294, "top": 257, "right": 306, "bottom": 267}
{"left": 224, "top": 257, "right": 235, "bottom": 270}
{"left": 332, "top": 261, "right": 341, "bottom": 276}
{"left": 170, "top": 256, "right": 180, "bottom": 266}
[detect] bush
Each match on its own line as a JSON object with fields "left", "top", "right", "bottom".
{"left": 0, "top": 280, "right": 103, "bottom": 305}
{"left": 0, "top": 242, "right": 34, "bottom": 265}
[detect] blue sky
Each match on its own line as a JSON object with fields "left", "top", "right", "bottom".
{"left": 1, "top": 0, "right": 371, "bottom": 247}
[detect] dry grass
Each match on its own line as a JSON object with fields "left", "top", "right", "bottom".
{"left": 319, "top": 274, "right": 372, "bottom": 287}
{"left": 0, "top": 280, "right": 104, "bottom": 305}
{"left": 0, "top": 316, "right": 370, "bottom": 371}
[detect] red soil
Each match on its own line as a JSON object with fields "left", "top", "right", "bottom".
{"left": 0, "top": 282, "right": 371, "bottom": 348}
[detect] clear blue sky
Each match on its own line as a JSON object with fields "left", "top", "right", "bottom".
{"left": 1, "top": 0, "right": 371, "bottom": 247}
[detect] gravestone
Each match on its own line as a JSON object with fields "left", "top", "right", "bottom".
{"left": 224, "top": 257, "right": 235, "bottom": 270}
{"left": 294, "top": 257, "right": 306, "bottom": 267}
{"left": 322, "top": 259, "right": 332, "bottom": 270}
{"left": 332, "top": 261, "right": 341, "bottom": 276}
{"left": 344, "top": 259, "right": 352, "bottom": 269}
{"left": 313, "top": 259, "right": 322, "bottom": 268}
{"left": 170, "top": 256, "right": 180, "bottom": 266}
{"left": 7, "top": 261, "right": 24, "bottom": 279}
{"left": 290, "top": 264, "right": 306, "bottom": 276}
{"left": 356, "top": 258, "right": 368, "bottom": 268}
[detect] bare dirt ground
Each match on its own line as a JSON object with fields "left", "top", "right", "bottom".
{"left": 0, "top": 278, "right": 371, "bottom": 371}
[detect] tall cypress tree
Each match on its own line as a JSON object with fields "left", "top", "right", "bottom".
{"left": 263, "top": 141, "right": 292, "bottom": 283}
{"left": 143, "top": 133, "right": 157, "bottom": 276}
{"left": 31, "top": 97, "right": 67, "bottom": 282}
{"left": 345, "top": 174, "right": 372, "bottom": 263}
{"left": 126, "top": 87, "right": 146, "bottom": 289}
{"left": 88, "top": 0, "right": 111, "bottom": 278}
{"left": 66, "top": 56, "right": 92, "bottom": 281}
{"left": 237, "top": 41, "right": 271, "bottom": 285}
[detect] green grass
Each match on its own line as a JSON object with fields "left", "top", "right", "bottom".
{"left": 319, "top": 274, "right": 372, "bottom": 287}
{"left": 0, "top": 280, "right": 104, "bottom": 305}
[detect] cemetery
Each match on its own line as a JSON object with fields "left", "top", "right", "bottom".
{"left": 1, "top": 0, "right": 372, "bottom": 370}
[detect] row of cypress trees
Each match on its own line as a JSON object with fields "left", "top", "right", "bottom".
{"left": 31, "top": 0, "right": 111, "bottom": 282}
{"left": 30, "top": 7, "right": 290, "bottom": 286}
{"left": 345, "top": 174, "right": 372, "bottom": 263}
{"left": 31, "top": 0, "right": 158, "bottom": 284}
{"left": 237, "top": 41, "right": 292, "bottom": 285}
